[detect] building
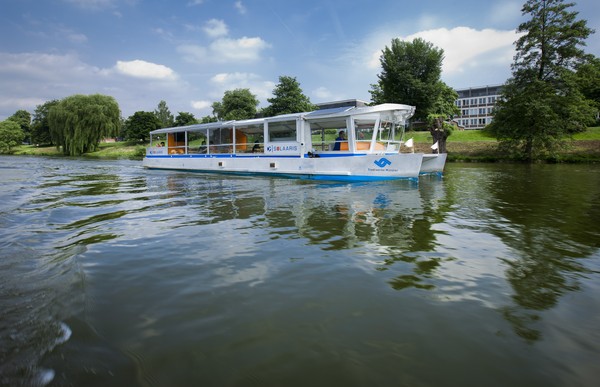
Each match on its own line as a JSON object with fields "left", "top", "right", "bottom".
{"left": 454, "top": 85, "right": 503, "bottom": 129}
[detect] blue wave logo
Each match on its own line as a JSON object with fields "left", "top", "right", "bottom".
{"left": 374, "top": 158, "right": 392, "bottom": 168}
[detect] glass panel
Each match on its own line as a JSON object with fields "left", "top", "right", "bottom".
{"left": 267, "top": 120, "right": 296, "bottom": 142}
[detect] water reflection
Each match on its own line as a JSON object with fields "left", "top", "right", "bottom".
{"left": 2, "top": 157, "right": 600, "bottom": 386}
{"left": 445, "top": 164, "right": 600, "bottom": 342}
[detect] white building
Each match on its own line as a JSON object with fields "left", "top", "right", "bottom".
{"left": 454, "top": 85, "right": 503, "bottom": 129}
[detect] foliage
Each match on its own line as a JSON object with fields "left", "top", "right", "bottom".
{"left": 488, "top": 0, "right": 596, "bottom": 161}
{"left": 212, "top": 89, "right": 259, "bottom": 120}
{"left": 262, "top": 76, "right": 317, "bottom": 117}
{"left": 154, "top": 100, "right": 174, "bottom": 128}
{"left": 200, "top": 115, "right": 218, "bottom": 124}
{"left": 575, "top": 55, "right": 600, "bottom": 121}
{"left": 174, "top": 111, "right": 198, "bottom": 127}
{"left": 48, "top": 94, "right": 121, "bottom": 156}
{"left": 7, "top": 110, "right": 31, "bottom": 142}
{"left": 369, "top": 37, "right": 453, "bottom": 121}
{"left": 124, "top": 111, "right": 161, "bottom": 142}
{"left": 31, "top": 100, "right": 59, "bottom": 145}
{"left": 0, "top": 120, "right": 25, "bottom": 153}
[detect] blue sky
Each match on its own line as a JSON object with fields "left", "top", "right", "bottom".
{"left": 1, "top": 0, "right": 599, "bottom": 120}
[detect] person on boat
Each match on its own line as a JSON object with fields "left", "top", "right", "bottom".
{"left": 333, "top": 130, "right": 346, "bottom": 151}
{"left": 252, "top": 139, "right": 261, "bottom": 153}
{"left": 199, "top": 140, "right": 207, "bottom": 153}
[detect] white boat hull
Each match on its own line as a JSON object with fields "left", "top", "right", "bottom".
{"left": 143, "top": 153, "right": 423, "bottom": 181}
{"left": 420, "top": 153, "right": 447, "bottom": 175}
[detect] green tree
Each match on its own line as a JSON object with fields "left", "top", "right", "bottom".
{"left": 575, "top": 55, "right": 600, "bottom": 122}
{"left": 174, "top": 111, "right": 198, "bottom": 127}
{"left": 7, "top": 110, "right": 31, "bottom": 143}
{"left": 263, "top": 76, "right": 316, "bottom": 117}
{"left": 212, "top": 89, "right": 259, "bottom": 120}
{"left": 0, "top": 120, "right": 25, "bottom": 153}
{"left": 124, "top": 111, "right": 161, "bottom": 142}
{"left": 369, "top": 38, "right": 449, "bottom": 121}
{"left": 488, "top": 0, "right": 596, "bottom": 161}
{"left": 154, "top": 100, "right": 174, "bottom": 128}
{"left": 48, "top": 94, "right": 121, "bottom": 156}
{"left": 31, "top": 100, "right": 59, "bottom": 145}
{"left": 200, "top": 115, "right": 218, "bottom": 124}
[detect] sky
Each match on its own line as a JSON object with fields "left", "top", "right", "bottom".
{"left": 1, "top": 0, "right": 599, "bottom": 121}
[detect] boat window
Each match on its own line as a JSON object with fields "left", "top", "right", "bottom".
{"left": 187, "top": 131, "right": 208, "bottom": 154}
{"left": 309, "top": 118, "right": 347, "bottom": 151}
{"left": 267, "top": 120, "right": 296, "bottom": 142}
{"left": 167, "top": 132, "right": 187, "bottom": 154}
{"left": 234, "top": 123, "right": 264, "bottom": 153}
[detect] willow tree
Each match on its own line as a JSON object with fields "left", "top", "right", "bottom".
{"left": 488, "top": 0, "right": 596, "bottom": 161}
{"left": 49, "top": 94, "right": 121, "bottom": 156}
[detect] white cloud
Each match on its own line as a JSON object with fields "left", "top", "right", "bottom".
{"left": 402, "top": 27, "right": 518, "bottom": 74}
{"left": 177, "top": 44, "right": 208, "bottom": 63}
{"left": 114, "top": 60, "right": 177, "bottom": 80}
{"left": 235, "top": 1, "right": 247, "bottom": 15}
{"left": 210, "top": 37, "right": 270, "bottom": 61}
{"left": 358, "top": 26, "right": 519, "bottom": 88}
{"left": 178, "top": 36, "right": 270, "bottom": 64}
{"left": 209, "top": 72, "right": 274, "bottom": 101}
{"left": 191, "top": 100, "right": 212, "bottom": 110}
{"left": 203, "top": 19, "right": 228, "bottom": 38}
{"left": 187, "top": 0, "right": 204, "bottom": 6}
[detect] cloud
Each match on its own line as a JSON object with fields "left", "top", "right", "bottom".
{"left": 356, "top": 26, "right": 519, "bottom": 88}
{"left": 178, "top": 36, "right": 270, "bottom": 64}
{"left": 209, "top": 72, "right": 275, "bottom": 101}
{"left": 203, "top": 19, "right": 228, "bottom": 38}
{"left": 114, "top": 60, "right": 177, "bottom": 80}
{"left": 210, "top": 37, "right": 270, "bottom": 61}
{"left": 191, "top": 100, "right": 212, "bottom": 110}
{"left": 187, "top": 0, "right": 204, "bottom": 6}
{"left": 234, "top": 1, "right": 247, "bottom": 15}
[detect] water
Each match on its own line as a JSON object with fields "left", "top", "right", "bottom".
{"left": 1, "top": 156, "right": 599, "bottom": 387}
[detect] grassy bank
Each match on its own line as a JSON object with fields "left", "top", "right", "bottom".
{"left": 13, "top": 141, "right": 146, "bottom": 159}
{"left": 407, "top": 127, "right": 600, "bottom": 163}
{"left": 8, "top": 128, "right": 600, "bottom": 163}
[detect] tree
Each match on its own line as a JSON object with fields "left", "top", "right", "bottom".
{"left": 31, "top": 100, "right": 59, "bottom": 145}
{"left": 488, "top": 0, "right": 596, "bottom": 161}
{"left": 48, "top": 94, "right": 121, "bottom": 156}
{"left": 7, "top": 110, "right": 31, "bottom": 143}
{"left": 154, "top": 100, "right": 174, "bottom": 128}
{"left": 0, "top": 120, "right": 25, "bottom": 153}
{"left": 575, "top": 55, "right": 600, "bottom": 122}
{"left": 174, "top": 112, "right": 198, "bottom": 127}
{"left": 124, "top": 111, "right": 161, "bottom": 142}
{"left": 370, "top": 38, "right": 449, "bottom": 121}
{"left": 263, "top": 76, "right": 316, "bottom": 117}
{"left": 212, "top": 89, "right": 259, "bottom": 120}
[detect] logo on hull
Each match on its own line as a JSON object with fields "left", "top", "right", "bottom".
{"left": 373, "top": 158, "right": 392, "bottom": 168}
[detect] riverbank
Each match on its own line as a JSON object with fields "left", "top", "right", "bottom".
{"left": 8, "top": 128, "right": 600, "bottom": 163}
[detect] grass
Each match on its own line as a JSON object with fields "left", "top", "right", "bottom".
{"left": 13, "top": 141, "right": 145, "bottom": 159}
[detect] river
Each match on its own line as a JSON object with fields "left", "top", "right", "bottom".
{"left": 1, "top": 156, "right": 599, "bottom": 386}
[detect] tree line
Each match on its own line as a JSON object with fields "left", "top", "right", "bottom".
{"left": 1, "top": 0, "right": 598, "bottom": 160}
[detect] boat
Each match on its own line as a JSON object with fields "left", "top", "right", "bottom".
{"left": 420, "top": 153, "right": 447, "bottom": 175}
{"left": 143, "top": 103, "right": 437, "bottom": 181}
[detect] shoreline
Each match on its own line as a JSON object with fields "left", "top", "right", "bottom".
{"left": 6, "top": 139, "right": 600, "bottom": 164}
